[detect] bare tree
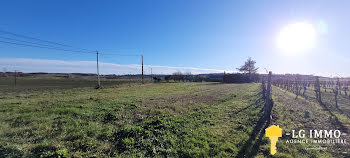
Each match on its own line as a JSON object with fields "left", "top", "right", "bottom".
{"left": 172, "top": 71, "right": 184, "bottom": 82}
{"left": 237, "top": 57, "right": 259, "bottom": 80}
{"left": 183, "top": 71, "right": 192, "bottom": 82}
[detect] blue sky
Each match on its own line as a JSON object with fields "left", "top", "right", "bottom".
{"left": 0, "top": 0, "right": 349, "bottom": 76}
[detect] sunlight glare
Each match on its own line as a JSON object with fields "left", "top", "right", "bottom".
{"left": 277, "top": 22, "right": 316, "bottom": 55}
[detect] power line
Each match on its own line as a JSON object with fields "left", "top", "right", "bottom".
{"left": 0, "top": 29, "right": 142, "bottom": 56}
{"left": 99, "top": 50, "right": 141, "bottom": 56}
{"left": 0, "top": 38, "right": 140, "bottom": 56}
{"left": 0, "top": 29, "right": 94, "bottom": 52}
{"left": 100, "top": 53, "right": 140, "bottom": 56}
{"left": 0, "top": 36, "right": 93, "bottom": 53}
{"left": 0, "top": 30, "right": 145, "bottom": 86}
{"left": 0, "top": 40, "right": 96, "bottom": 54}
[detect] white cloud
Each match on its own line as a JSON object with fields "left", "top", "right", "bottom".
{"left": 0, "top": 58, "right": 227, "bottom": 75}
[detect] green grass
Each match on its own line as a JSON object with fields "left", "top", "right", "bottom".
{"left": 265, "top": 86, "right": 350, "bottom": 158}
{"left": 0, "top": 82, "right": 268, "bottom": 157}
{"left": 0, "top": 77, "right": 140, "bottom": 96}
{"left": 1, "top": 79, "right": 349, "bottom": 157}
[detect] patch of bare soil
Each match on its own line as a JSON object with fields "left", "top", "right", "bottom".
{"left": 140, "top": 83, "right": 245, "bottom": 114}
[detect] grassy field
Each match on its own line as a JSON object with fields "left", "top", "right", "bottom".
{"left": 0, "top": 78, "right": 349, "bottom": 157}
{"left": 269, "top": 86, "right": 350, "bottom": 158}
{"left": 0, "top": 77, "right": 139, "bottom": 96}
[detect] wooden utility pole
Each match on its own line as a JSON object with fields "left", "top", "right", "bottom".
{"left": 97, "top": 51, "right": 101, "bottom": 88}
{"left": 14, "top": 70, "right": 17, "bottom": 88}
{"left": 141, "top": 55, "right": 144, "bottom": 83}
{"left": 223, "top": 71, "right": 226, "bottom": 83}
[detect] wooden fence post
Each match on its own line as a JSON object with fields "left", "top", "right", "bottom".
{"left": 264, "top": 71, "right": 272, "bottom": 118}
{"left": 262, "top": 80, "right": 266, "bottom": 99}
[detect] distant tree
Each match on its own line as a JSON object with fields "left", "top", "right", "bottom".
{"left": 183, "top": 71, "right": 191, "bottom": 76}
{"left": 164, "top": 75, "right": 171, "bottom": 82}
{"left": 193, "top": 75, "right": 206, "bottom": 82}
{"left": 236, "top": 57, "right": 259, "bottom": 80}
{"left": 172, "top": 71, "right": 185, "bottom": 82}
{"left": 184, "top": 71, "right": 192, "bottom": 82}
{"left": 153, "top": 77, "right": 161, "bottom": 82}
{"left": 173, "top": 71, "right": 183, "bottom": 76}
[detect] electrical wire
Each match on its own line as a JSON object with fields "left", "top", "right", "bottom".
{"left": 0, "top": 40, "right": 96, "bottom": 54}
{"left": 0, "top": 35, "right": 95, "bottom": 53}
{"left": 0, "top": 29, "right": 95, "bottom": 52}
{"left": 0, "top": 30, "right": 142, "bottom": 56}
{"left": 100, "top": 53, "right": 140, "bottom": 56}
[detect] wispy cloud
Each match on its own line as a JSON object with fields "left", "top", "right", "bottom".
{"left": 0, "top": 58, "right": 227, "bottom": 75}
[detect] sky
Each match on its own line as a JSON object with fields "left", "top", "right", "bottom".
{"left": 0, "top": 0, "right": 349, "bottom": 76}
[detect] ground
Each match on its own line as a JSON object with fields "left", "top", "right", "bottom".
{"left": 269, "top": 86, "right": 350, "bottom": 158}
{"left": 0, "top": 78, "right": 349, "bottom": 157}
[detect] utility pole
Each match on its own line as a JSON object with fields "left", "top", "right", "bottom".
{"left": 14, "top": 70, "right": 17, "bottom": 88}
{"left": 141, "top": 55, "right": 144, "bottom": 83}
{"left": 151, "top": 68, "right": 153, "bottom": 83}
{"left": 223, "top": 71, "right": 226, "bottom": 83}
{"left": 97, "top": 51, "right": 101, "bottom": 88}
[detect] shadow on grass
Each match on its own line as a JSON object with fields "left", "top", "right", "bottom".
{"left": 236, "top": 93, "right": 271, "bottom": 158}
{"left": 0, "top": 145, "right": 23, "bottom": 157}
{"left": 329, "top": 98, "right": 350, "bottom": 119}
{"left": 232, "top": 92, "right": 264, "bottom": 116}
{"left": 319, "top": 101, "right": 349, "bottom": 132}
{"left": 282, "top": 88, "right": 348, "bottom": 132}
{"left": 306, "top": 92, "right": 349, "bottom": 131}
{"left": 236, "top": 111, "right": 271, "bottom": 157}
